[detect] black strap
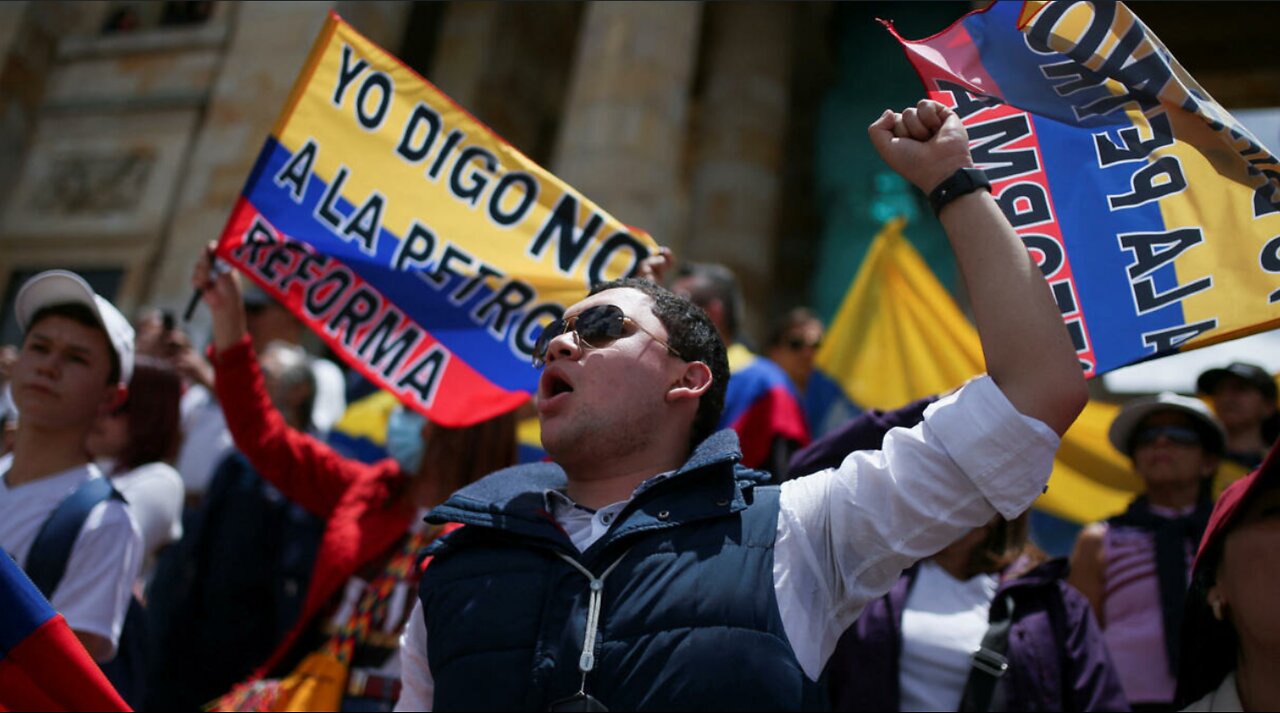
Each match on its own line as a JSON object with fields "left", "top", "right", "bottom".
{"left": 958, "top": 594, "right": 1015, "bottom": 713}
{"left": 25, "top": 476, "right": 122, "bottom": 598}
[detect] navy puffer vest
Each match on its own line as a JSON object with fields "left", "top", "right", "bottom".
{"left": 417, "top": 430, "right": 824, "bottom": 711}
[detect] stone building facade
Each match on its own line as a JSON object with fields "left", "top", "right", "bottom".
{"left": 0, "top": 1, "right": 1276, "bottom": 349}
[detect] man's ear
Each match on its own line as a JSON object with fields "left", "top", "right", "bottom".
{"left": 99, "top": 384, "right": 128, "bottom": 417}
{"left": 667, "top": 361, "right": 713, "bottom": 403}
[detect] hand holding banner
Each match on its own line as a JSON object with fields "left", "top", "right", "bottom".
{"left": 215, "top": 13, "right": 658, "bottom": 426}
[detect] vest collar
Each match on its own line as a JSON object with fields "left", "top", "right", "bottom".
{"left": 426, "top": 429, "right": 767, "bottom": 553}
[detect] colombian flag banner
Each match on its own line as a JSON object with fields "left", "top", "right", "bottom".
{"left": 888, "top": 1, "right": 1280, "bottom": 378}
{"left": 0, "top": 554, "right": 129, "bottom": 711}
{"left": 215, "top": 13, "right": 659, "bottom": 426}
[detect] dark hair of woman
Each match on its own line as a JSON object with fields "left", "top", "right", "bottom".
{"left": 115, "top": 355, "right": 182, "bottom": 471}
{"left": 967, "top": 511, "right": 1036, "bottom": 578}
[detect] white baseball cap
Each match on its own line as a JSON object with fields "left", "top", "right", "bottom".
{"left": 14, "top": 270, "right": 135, "bottom": 385}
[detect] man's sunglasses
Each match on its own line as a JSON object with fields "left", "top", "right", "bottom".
{"left": 1133, "top": 425, "right": 1202, "bottom": 448}
{"left": 532, "top": 304, "right": 683, "bottom": 368}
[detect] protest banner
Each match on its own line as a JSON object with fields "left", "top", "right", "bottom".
{"left": 214, "top": 13, "right": 658, "bottom": 426}
{"left": 886, "top": 0, "right": 1280, "bottom": 377}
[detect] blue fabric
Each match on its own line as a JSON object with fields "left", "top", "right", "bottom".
{"left": 0, "top": 552, "right": 55, "bottom": 654}
{"left": 418, "top": 429, "right": 824, "bottom": 711}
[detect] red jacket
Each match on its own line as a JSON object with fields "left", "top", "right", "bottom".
{"left": 211, "top": 336, "right": 416, "bottom": 677}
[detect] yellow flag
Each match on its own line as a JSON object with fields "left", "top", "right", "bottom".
{"left": 816, "top": 218, "right": 1142, "bottom": 524}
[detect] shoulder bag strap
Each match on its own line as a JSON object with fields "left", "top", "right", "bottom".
{"left": 957, "top": 593, "right": 1016, "bottom": 713}
{"left": 25, "top": 476, "right": 121, "bottom": 599}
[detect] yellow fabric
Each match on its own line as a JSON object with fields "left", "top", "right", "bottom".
{"left": 816, "top": 218, "right": 1142, "bottom": 525}
{"left": 275, "top": 651, "right": 347, "bottom": 713}
{"left": 517, "top": 416, "right": 542, "bottom": 451}
{"left": 331, "top": 390, "right": 401, "bottom": 446}
{"left": 727, "top": 342, "right": 758, "bottom": 373}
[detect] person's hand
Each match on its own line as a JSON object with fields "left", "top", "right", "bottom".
{"left": 191, "top": 241, "right": 248, "bottom": 352}
{"left": 635, "top": 246, "right": 675, "bottom": 285}
{"left": 169, "top": 336, "right": 216, "bottom": 391}
{"left": 868, "top": 99, "right": 974, "bottom": 194}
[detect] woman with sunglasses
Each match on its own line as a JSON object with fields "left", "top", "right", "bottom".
{"left": 1068, "top": 392, "right": 1226, "bottom": 711}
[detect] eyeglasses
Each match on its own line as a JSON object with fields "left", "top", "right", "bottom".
{"left": 1133, "top": 425, "right": 1202, "bottom": 448}
{"left": 785, "top": 336, "right": 821, "bottom": 351}
{"left": 532, "top": 304, "right": 683, "bottom": 368}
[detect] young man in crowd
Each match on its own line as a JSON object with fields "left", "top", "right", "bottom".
{"left": 672, "top": 263, "right": 811, "bottom": 479}
{"left": 0, "top": 270, "right": 142, "bottom": 663}
{"left": 384, "top": 99, "right": 1087, "bottom": 711}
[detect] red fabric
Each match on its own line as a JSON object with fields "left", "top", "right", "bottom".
{"left": 730, "top": 386, "right": 811, "bottom": 470}
{"left": 1194, "top": 437, "right": 1280, "bottom": 570}
{"left": 0, "top": 616, "right": 130, "bottom": 711}
{"left": 211, "top": 336, "right": 416, "bottom": 678}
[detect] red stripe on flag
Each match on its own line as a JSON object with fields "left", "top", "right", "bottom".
{"left": 0, "top": 616, "right": 129, "bottom": 712}
{"left": 217, "top": 197, "right": 530, "bottom": 426}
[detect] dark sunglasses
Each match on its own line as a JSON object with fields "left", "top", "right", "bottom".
{"left": 1133, "top": 425, "right": 1202, "bottom": 448}
{"left": 785, "top": 336, "right": 821, "bottom": 351}
{"left": 532, "top": 304, "right": 683, "bottom": 368}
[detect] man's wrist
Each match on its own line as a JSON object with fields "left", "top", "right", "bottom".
{"left": 929, "top": 167, "right": 991, "bottom": 217}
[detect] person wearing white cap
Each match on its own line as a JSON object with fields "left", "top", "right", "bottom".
{"left": 1068, "top": 392, "right": 1227, "bottom": 710}
{"left": 0, "top": 270, "right": 143, "bottom": 666}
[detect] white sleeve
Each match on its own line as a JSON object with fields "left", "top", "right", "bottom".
{"left": 394, "top": 599, "right": 435, "bottom": 711}
{"left": 51, "top": 499, "right": 143, "bottom": 660}
{"left": 774, "top": 375, "right": 1059, "bottom": 679}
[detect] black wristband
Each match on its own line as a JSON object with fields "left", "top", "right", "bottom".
{"left": 928, "top": 167, "right": 991, "bottom": 217}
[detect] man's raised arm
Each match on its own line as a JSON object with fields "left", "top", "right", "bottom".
{"left": 869, "top": 100, "right": 1087, "bottom": 435}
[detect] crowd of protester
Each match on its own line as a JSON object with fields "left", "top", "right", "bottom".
{"left": 2, "top": 99, "right": 1278, "bottom": 713}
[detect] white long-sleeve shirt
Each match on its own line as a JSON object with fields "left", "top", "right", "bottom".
{"left": 396, "top": 376, "right": 1059, "bottom": 710}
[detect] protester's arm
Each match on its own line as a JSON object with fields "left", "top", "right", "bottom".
{"left": 192, "top": 243, "right": 368, "bottom": 517}
{"left": 776, "top": 376, "right": 1059, "bottom": 678}
{"left": 868, "top": 100, "right": 1087, "bottom": 435}
{"left": 1066, "top": 522, "right": 1108, "bottom": 625}
{"left": 786, "top": 396, "right": 937, "bottom": 477}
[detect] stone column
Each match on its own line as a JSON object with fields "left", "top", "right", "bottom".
{"left": 686, "top": 2, "right": 792, "bottom": 345}
{"left": 551, "top": 1, "right": 701, "bottom": 253}
{"left": 147, "top": 2, "right": 334, "bottom": 316}
{"left": 427, "top": 1, "right": 500, "bottom": 109}
{"left": 0, "top": 2, "right": 29, "bottom": 60}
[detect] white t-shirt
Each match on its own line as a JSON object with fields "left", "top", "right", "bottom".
{"left": 899, "top": 560, "right": 999, "bottom": 712}
{"left": 311, "top": 357, "right": 347, "bottom": 437}
{"left": 0, "top": 454, "right": 143, "bottom": 660}
{"left": 107, "top": 460, "right": 184, "bottom": 582}
{"left": 176, "top": 384, "right": 235, "bottom": 497}
{"left": 395, "top": 376, "right": 1059, "bottom": 710}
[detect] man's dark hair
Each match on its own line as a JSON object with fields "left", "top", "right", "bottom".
{"left": 27, "top": 302, "right": 120, "bottom": 385}
{"left": 673, "top": 262, "right": 743, "bottom": 342}
{"left": 589, "top": 277, "right": 729, "bottom": 453}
